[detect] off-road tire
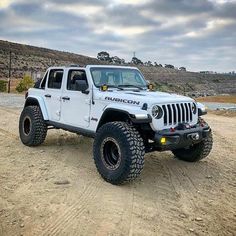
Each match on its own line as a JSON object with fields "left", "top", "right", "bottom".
{"left": 19, "top": 105, "right": 47, "bottom": 146}
{"left": 93, "top": 122, "right": 145, "bottom": 185}
{"left": 172, "top": 131, "right": 213, "bottom": 162}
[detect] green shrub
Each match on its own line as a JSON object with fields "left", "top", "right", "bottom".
{"left": 0, "top": 80, "right": 7, "bottom": 92}
{"left": 16, "top": 75, "right": 34, "bottom": 93}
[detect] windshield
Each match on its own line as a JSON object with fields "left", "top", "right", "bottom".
{"left": 90, "top": 67, "right": 147, "bottom": 89}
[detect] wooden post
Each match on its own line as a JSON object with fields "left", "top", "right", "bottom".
{"left": 8, "top": 50, "right": 12, "bottom": 93}
{"left": 7, "top": 78, "right": 10, "bottom": 93}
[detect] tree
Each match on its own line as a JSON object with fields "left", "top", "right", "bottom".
{"left": 144, "top": 61, "right": 153, "bottom": 67}
{"left": 0, "top": 80, "right": 7, "bottom": 92}
{"left": 131, "top": 57, "right": 143, "bottom": 65}
{"left": 97, "top": 51, "right": 111, "bottom": 62}
{"left": 154, "top": 62, "right": 163, "bottom": 67}
{"left": 179, "top": 67, "right": 186, "bottom": 71}
{"left": 165, "top": 64, "right": 174, "bottom": 69}
{"left": 154, "top": 62, "right": 158, "bottom": 67}
{"left": 111, "top": 56, "right": 122, "bottom": 64}
{"left": 120, "top": 59, "right": 125, "bottom": 64}
{"left": 16, "top": 75, "right": 34, "bottom": 93}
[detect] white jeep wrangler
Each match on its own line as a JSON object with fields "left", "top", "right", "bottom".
{"left": 19, "top": 65, "right": 213, "bottom": 184}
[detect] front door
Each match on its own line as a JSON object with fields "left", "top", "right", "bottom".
{"left": 60, "top": 69, "right": 90, "bottom": 128}
{"left": 44, "top": 69, "right": 63, "bottom": 121}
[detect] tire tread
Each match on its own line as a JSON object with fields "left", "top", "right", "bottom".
{"left": 19, "top": 105, "right": 47, "bottom": 146}
{"left": 93, "top": 121, "right": 145, "bottom": 184}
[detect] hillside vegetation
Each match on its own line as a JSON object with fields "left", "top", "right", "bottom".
{"left": 197, "top": 95, "right": 236, "bottom": 103}
{"left": 0, "top": 40, "right": 236, "bottom": 95}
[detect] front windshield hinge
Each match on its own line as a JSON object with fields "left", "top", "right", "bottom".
{"left": 91, "top": 85, "right": 95, "bottom": 105}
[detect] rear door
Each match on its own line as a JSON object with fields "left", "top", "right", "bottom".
{"left": 44, "top": 69, "right": 64, "bottom": 121}
{"left": 60, "top": 69, "right": 90, "bottom": 128}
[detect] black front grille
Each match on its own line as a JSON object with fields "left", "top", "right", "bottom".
{"left": 162, "top": 103, "right": 193, "bottom": 126}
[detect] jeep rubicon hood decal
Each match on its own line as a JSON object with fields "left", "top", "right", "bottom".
{"left": 105, "top": 96, "right": 140, "bottom": 105}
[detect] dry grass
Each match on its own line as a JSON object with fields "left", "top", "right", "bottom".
{"left": 0, "top": 78, "right": 21, "bottom": 93}
{"left": 197, "top": 95, "right": 236, "bottom": 104}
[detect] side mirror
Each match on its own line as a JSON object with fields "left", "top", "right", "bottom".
{"left": 75, "top": 80, "right": 89, "bottom": 93}
{"left": 147, "top": 83, "right": 155, "bottom": 91}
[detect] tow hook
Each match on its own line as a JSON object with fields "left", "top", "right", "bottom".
{"left": 188, "top": 132, "right": 200, "bottom": 141}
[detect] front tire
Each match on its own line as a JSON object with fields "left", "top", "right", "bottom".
{"left": 19, "top": 106, "right": 47, "bottom": 146}
{"left": 93, "top": 122, "right": 145, "bottom": 184}
{"left": 172, "top": 131, "right": 213, "bottom": 162}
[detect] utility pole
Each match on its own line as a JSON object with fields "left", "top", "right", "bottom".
{"left": 8, "top": 50, "right": 12, "bottom": 93}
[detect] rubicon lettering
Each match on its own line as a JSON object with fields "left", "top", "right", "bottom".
{"left": 105, "top": 96, "right": 140, "bottom": 105}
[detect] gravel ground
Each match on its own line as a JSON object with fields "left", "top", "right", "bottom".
{"left": 0, "top": 93, "right": 235, "bottom": 236}
{"left": 0, "top": 93, "right": 25, "bottom": 108}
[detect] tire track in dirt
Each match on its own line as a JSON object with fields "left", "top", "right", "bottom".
{"left": 128, "top": 186, "right": 134, "bottom": 236}
{"left": 0, "top": 222, "right": 3, "bottom": 236}
{"left": 0, "top": 128, "right": 18, "bottom": 139}
{"left": 165, "top": 161, "right": 198, "bottom": 211}
{"left": 55, "top": 178, "right": 104, "bottom": 236}
{"left": 136, "top": 157, "right": 188, "bottom": 235}
{"left": 0, "top": 107, "right": 19, "bottom": 139}
{"left": 37, "top": 179, "right": 102, "bottom": 236}
{"left": 211, "top": 131, "right": 236, "bottom": 174}
{"left": 154, "top": 163, "right": 191, "bottom": 234}
{"left": 0, "top": 106, "right": 20, "bottom": 116}
{"left": 213, "top": 130, "right": 235, "bottom": 152}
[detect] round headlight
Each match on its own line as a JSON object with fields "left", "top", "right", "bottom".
{"left": 192, "top": 103, "right": 197, "bottom": 114}
{"left": 152, "top": 105, "right": 163, "bottom": 119}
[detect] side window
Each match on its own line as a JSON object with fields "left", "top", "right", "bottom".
{"left": 67, "top": 70, "right": 87, "bottom": 91}
{"left": 40, "top": 71, "right": 48, "bottom": 89}
{"left": 48, "top": 69, "right": 63, "bottom": 89}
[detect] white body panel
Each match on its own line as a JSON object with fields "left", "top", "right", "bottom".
{"left": 60, "top": 89, "right": 91, "bottom": 128}
{"left": 27, "top": 65, "right": 201, "bottom": 133}
{"left": 44, "top": 88, "right": 62, "bottom": 121}
{"left": 25, "top": 93, "right": 49, "bottom": 120}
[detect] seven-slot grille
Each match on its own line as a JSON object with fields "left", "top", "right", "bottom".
{"left": 162, "top": 103, "right": 193, "bottom": 126}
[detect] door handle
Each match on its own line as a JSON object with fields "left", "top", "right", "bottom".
{"left": 45, "top": 94, "right": 51, "bottom": 98}
{"left": 62, "top": 96, "right": 70, "bottom": 101}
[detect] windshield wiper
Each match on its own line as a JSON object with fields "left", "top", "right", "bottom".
{"left": 107, "top": 85, "right": 124, "bottom": 90}
{"left": 118, "top": 85, "right": 145, "bottom": 90}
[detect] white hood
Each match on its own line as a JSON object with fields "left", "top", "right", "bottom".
{"left": 96, "top": 89, "right": 194, "bottom": 107}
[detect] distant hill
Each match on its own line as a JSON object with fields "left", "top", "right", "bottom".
{"left": 0, "top": 40, "right": 235, "bottom": 95}
{"left": 137, "top": 66, "right": 236, "bottom": 96}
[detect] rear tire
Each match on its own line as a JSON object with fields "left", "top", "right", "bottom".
{"left": 172, "top": 131, "right": 213, "bottom": 162}
{"left": 19, "top": 106, "right": 47, "bottom": 146}
{"left": 93, "top": 122, "right": 145, "bottom": 184}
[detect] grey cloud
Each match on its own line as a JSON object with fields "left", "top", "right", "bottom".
{"left": 144, "top": 0, "right": 214, "bottom": 16}
{"left": 0, "top": 0, "right": 235, "bottom": 71}
{"left": 214, "top": 1, "right": 236, "bottom": 19}
{"left": 48, "top": 0, "right": 109, "bottom": 6}
{"left": 95, "top": 4, "right": 158, "bottom": 27}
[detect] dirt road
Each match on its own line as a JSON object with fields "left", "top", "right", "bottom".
{"left": 0, "top": 103, "right": 235, "bottom": 235}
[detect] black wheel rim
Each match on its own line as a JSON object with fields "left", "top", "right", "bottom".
{"left": 23, "top": 116, "right": 31, "bottom": 136}
{"left": 101, "top": 137, "right": 121, "bottom": 170}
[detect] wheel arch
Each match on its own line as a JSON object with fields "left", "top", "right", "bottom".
{"left": 96, "top": 108, "right": 131, "bottom": 131}
{"left": 24, "top": 96, "right": 49, "bottom": 120}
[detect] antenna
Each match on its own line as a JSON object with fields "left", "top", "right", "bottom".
{"left": 133, "top": 51, "right": 136, "bottom": 58}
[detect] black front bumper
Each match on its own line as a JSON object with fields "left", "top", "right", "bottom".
{"left": 153, "top": 124, "right": 211, "bottom": 151}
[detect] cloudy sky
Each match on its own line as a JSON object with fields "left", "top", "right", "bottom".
{"left": 0, "top": 0, "right": 235, "bottom": 72}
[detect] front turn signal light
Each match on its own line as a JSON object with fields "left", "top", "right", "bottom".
{"left": 160, "top": 137, "right": 166, "bottom": 144}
